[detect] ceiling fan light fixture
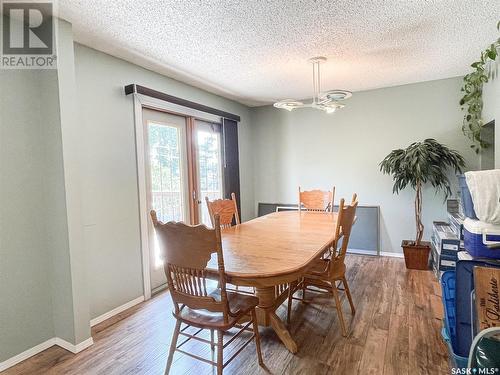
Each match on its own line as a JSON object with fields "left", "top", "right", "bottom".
{"left": 319, "top": 89, "right": 352, "bottom": 102}
{"left": 274, "top": 57, "right": 351, "bottom": 114}
{"left": 273, "top": 99, "right": 304, "bottom": 111}
{"left": 314, "top": 102, "right": 344, "bottom": 114}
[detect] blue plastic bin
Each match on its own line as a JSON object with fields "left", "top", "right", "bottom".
{"left": 441, "top": 327, "right": 468, "bottom": 369}
{"left": 458, "top": 175, "right": 478, "bottom": 220}
{"left": 440, "top": 271, "right": 468, "bottom": 369}
{"left": 441, "top": 272, "right": 456, "bottom": 341}
{"left": 455, "top": 260, "right": 500, "bottom": 356}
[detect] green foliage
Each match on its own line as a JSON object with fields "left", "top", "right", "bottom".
{"left": 380, "top": 139, "right": 465, "bottom": 198}
{"left": 460, "top": 21, "right": 500, "bottom": 153}
{"left": 148, "top": 124, "right": 182, "bottom": 192}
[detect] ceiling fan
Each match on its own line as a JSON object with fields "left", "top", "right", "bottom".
{"left": 273, "top": 57, "right": 352, "bottom": 114}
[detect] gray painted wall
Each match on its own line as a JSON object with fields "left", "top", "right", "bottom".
{"left": 73, "top": 43, "right": 255, "bottom": 319}
{"left": 0, "top": 70, "right": 58, "bottom": 361}
{"left": 483, "top": 72, "right": 499, "bottom": 168}
{"left": 250, "top": 77, "right": 479, "bottom": 253}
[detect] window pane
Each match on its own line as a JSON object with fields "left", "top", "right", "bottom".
{"left": 149, "top": 123, "right": 184, "bottom": 223}
{"left": 197, "top": 129, "right": 223, "bottom": 226}
{"left": 149, "top": 123, "right": 184, "bottom": 266}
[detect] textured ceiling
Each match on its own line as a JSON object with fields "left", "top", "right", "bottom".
{"left": 59, "top": 0, "right": 499, "bottom": 106}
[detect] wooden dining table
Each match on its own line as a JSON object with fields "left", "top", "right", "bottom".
{"left": 208, "top": 210, "right": 339, "bottom": 354}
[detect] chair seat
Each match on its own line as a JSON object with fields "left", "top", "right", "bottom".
{"left": 174, "top": 290, "right": 259, "bottom": 330}
{"left": 304, "top": 258, "right": 346, "bottom": 281}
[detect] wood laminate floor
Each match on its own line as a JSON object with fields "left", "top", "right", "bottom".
{"left": 2, "top": 255, "right": 450, "bottom": 375}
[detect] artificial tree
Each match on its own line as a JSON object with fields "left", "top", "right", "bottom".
{"left": 380, "top": 139, "right": 465, "bottom": 267}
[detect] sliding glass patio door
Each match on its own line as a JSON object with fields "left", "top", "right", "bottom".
{"left": 142, "top": 109, "right": 224, "bottom": 291}
{"left": 194, "top": 120, "right": 224, "bottom": 227}
{"left": 143, "top": 108, "right": 190, "bottom": 290}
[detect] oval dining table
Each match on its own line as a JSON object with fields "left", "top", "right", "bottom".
{"left": 208, "top": 210, "right": 339, "bottom": 354}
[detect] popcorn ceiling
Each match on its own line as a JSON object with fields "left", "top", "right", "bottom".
{"left": 59, "top": 0, "right": 500, "bottom": 107}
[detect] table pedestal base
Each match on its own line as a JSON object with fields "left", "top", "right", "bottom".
{"left": 255, "top": 285, "right": 298, "bottom": 353}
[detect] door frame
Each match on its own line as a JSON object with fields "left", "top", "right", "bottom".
{"left": 132, "top": 93, "right": 222, "bottom": 300}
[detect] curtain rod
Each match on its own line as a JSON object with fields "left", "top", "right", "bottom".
{"left": 124, "top": 84, "right": 241, "bottom": 122}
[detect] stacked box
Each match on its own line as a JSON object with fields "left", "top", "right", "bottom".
{"left": 431, "top": 246, "right": 456, "bottom": 278}
{"left": 431, "top": 221, "right": 461, "bottom": 277}
{"left": 457, "top": 251, "right": 473, "bottom": 261}
{"left": 432, "top": 221, "right": 461, "bottom": 258}
{"left": 447, "top": 198, "right": 465, "bottom": 240}
{"left": 447, "top": 198, "right": 460, "bottom": 214}
{"left": 431, "top": 247, "right": 456, "bottom": 279}
{"left": 453, "top": 195, "right": 465, "bottom": 219}
{"left": 448, "top": 212, "right": 464, "bottom": 240}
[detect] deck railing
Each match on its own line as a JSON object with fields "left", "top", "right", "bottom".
{"left": 152, "top": 190, "right": 222, "bottom": 224}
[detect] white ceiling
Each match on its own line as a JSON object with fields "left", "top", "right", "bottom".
{"left": 59, "top": 0, "right": 499, "bottom": 107}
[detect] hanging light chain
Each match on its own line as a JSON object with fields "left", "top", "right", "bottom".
{"left": 311, "top": 59, "right": 322, "bottom": 104}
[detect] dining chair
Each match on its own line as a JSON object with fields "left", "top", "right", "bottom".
{"left": 150, "top": 211, "right": 263, "bottom": 374}
{"left": 287, "top": 196, "right": 358, "bottom": 337}
{"left": 298, "top": 186, "right": 335, "bottom": 212}
{"left": 206, "top": 192, "right": 240, "bottom": 229}
{"left": 205, "top": 193, "right": 250, "bottom": 293}
{"left": 350, "top": 192, "right": 357, "bottom": 204}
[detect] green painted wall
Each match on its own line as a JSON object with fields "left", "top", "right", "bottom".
{"left": 39, "top": 69, "right": 76, "bottom": 345}
{"left": 0, "top": 70, "right": 59, "bottom": 361}
{"left": 0, "top": 20, "right": 93, "bottom": 363}
{"left": 56, "top": 20, "right": 92, "bottom": 345}
{"left": 250, "top": 77, "right": 480, "bottom": 254}
{"left": 72, "top": 43, "right": 255, "bottom": 319}
{"left": 3, "top": 15, "right": 493, "bottom": 367}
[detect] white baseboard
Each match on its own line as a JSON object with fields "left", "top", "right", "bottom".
{"left": 54, "top": 337, "right": 94, "bottom": 354}
{"left": 74, "top": 337, "right": 94, "bottom": 353}
{"left": 380, "top": 251, "right": 405, "bottom": 258}
{"left": 0, "top": 336, "right": 94, "bottom": 372}
{"left": 0, "top": 338, "right": 55, "bottom": 372}
{"left": 1, "top": 296, "right": 145, "bottom": 371}
{"left": 347, "top": 248, "right": 378, "bottom": 256}
{"left": 151, "top": 283, "right": 168, "bottom": 296}
{"left": 90, "top": 295, "right": 145, "bottom": 327}
{"left": 347, "top": 248, "right": 404, "bottom": 258}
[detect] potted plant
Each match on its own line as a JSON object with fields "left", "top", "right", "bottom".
{"left": 380, "top": 139, "right": 465, "bottom": 270}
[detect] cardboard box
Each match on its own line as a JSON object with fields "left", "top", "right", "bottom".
{"left": 473, "top": 266, "right": 500, "bottom": 331}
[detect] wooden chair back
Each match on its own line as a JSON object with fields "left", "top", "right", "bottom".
{"left": 351, "top": 193, "right": 357, "bottom": 204}
{"left": 205, "top": 192, "right": 240, "bottom": 229}
{"left": 330, "top": 197, "right": 358, "bottom": 272}
{"left": 299, "top": 187, "right": 335, "bottom": 212}
{"left": 150, "top": 211, "right": 230, "bottom": 321}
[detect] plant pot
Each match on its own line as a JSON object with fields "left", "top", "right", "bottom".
{"left": 401, "top": 240, "right": 431, "bottom": 270}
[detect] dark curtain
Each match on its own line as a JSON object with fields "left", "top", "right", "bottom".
{"left": 222, "top": 118, "right": 241, "bottom": 219}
